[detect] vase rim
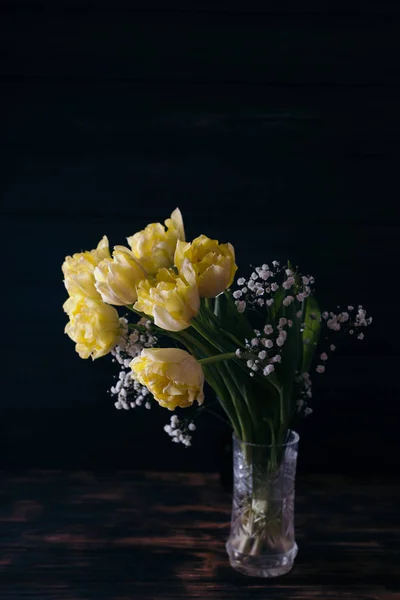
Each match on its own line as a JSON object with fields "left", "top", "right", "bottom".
{"left": 232, "top": 429, "right": 299, "bottom": 448}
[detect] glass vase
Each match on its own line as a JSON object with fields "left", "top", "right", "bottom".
{"left": 226, "top": 431, "right": 299, "bottom": 578}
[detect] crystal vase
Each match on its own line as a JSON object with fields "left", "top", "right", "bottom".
{"left": 226, "top": 431, "right": 299, "bottom": 578}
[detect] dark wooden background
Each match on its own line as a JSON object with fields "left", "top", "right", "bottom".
{"left": 1, "top": 1, "right": 399, "bottom": 476}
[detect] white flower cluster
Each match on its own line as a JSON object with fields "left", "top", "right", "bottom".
{"left": 322, "top": 305, "right": 372, "bottom": 335}
{"left": 232, "top": 263, "right": 373, "bottom": 420}
{"left": 312, "top": 305, "right": 372, "bottom": 377}
{"left": 233, "top": 262, "right": 315, "bottom": 315}
{"left": 315, "top": 304, "right": 372, "bottom": 373}
{"left": 164, "top": 414, "right": 196, "bottom": 447}
{"left": 236, "top": 319, "right": 292, "bottom": 378}
{"left": 110, "top": 318, "right": 157, "bottom": 410}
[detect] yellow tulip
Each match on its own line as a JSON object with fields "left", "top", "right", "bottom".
{"left": 63, "top": 295, "right": 122, "bottom": 359}
{"left": 94, "top": 245, "right": 146, "bottom": 306}
{"left": 134, "top": 263, "right": 199, "bottom": 332}
{"left": 130, "top": 348, "right": 204, "bottom": 410}
{"left": 174, "top": 234, "right": 237, "bottom": 298}
{"left": 62, "top": 236, "right": 110, "bottom": 300}
{"left": 127, "top": 208, "right": 185, "bottom": 275}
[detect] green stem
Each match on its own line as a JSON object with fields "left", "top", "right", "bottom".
{"left": 178, "top": 329, "right": 214, "bottom": 358}
{"left": 225, "top": 363, "right": 263, "bottom": 442}
{"left": 124, "top": 304, "right": 146, "bottom": 318}
{"left": 203, "top": 365, "right": 241, "bottom": 438}
{"left": 220, "top": 329, "right": 247, "bottom": 350}
{"left": 201, "top": 407, "right": 231, "bottom": 426}
{"left": 190, "top": 319, "right": 223, "bottom": 352}
{"left": 202, "top": 300, "right": 226, "bottom": 330}
{"left": 199, "top": 352, "right": 236, "bottom": 365}
{"left": 218, "top": 362, "right": 252, "bottom": 442}
{"left": 204, "top": 297, "right": 214, "bottom": 313}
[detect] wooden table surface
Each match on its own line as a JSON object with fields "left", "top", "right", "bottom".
{"left": 0, "top": 471, "right": 399, "bottom": 599}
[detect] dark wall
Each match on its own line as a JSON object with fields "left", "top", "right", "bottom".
{"left": 2, "top": 2, "right": 399, "bottom": 475}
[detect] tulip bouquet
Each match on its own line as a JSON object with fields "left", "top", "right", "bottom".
{"left": 62, "top": 207, "right": 372, "bottom": 576}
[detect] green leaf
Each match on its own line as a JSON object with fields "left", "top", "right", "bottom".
{"left": 287, "top": 259, "right": 302, "bottom": 294}
{"left": 277, "top": 300, "right": 302, "bottom": 424}
{"left": 301, "top": 295, "right": 321, "bottom": 373}
{"left": 214, "top": 292, "right": 254, "bottom": 342}
{"left": 270, "top": 286, "right": 285, "bottom": 321}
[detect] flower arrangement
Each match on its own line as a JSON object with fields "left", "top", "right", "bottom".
{"left": 62, "top": 207, "right": 372, "bottom": 577}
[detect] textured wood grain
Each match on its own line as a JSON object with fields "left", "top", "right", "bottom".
{"left": 0, "top": 471, "right": 399, "bottom": 599}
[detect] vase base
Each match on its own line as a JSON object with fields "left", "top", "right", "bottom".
{"left": 226, "top": 541, "right": 298, "bottom": 578}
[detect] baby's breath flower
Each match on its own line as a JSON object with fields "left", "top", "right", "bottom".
{"left": 110, "top": 326, "right": 157, "bottom": 410}
{"left": 236, "top": 300, "right": 246, "bottom": 313}
{"left": 278, "top": 329, "right": 287, "bottom": 341}
{"left": 263, "top": 364, "right": 275, "bottom": 376}
{"left": 271, "top": 354, "right": 281, "bottom": 363}
{"left": 164, "top": 414, "right": 195, "bottom": 447}
{"left": 327, "top": 317, "right": 341, "bottom": 331}
{"left": 257, "top": 270, "right": 267, "bottom": 280}
{"left": 264, "top": 324, "right": 273, "bottom": 335}
{"left": 283, "top": 296, "right": 294, "bottom": 306}
{"left": 282, "top": 277, "right": 295, "bottom": 290}
{"left": 320, "top": 352, "right": 328, "bottom": 361}
{"left": 262, "top": 338, "right": 274, "bottom": 349}
{"left": 316, "top": 365, "right": 325, "bottom": 373}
